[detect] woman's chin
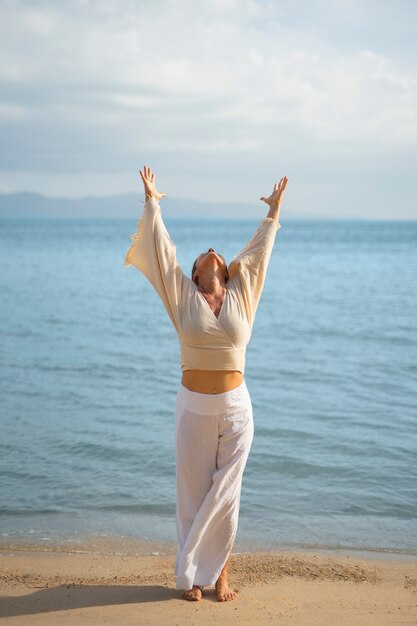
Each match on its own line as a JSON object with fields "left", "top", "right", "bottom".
{"left": 201, "top": 252, "right": 225, "bottom": 267}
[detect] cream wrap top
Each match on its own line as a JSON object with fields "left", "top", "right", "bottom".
{"left": 124, "top": 197, "right": 281, "bottom": 374}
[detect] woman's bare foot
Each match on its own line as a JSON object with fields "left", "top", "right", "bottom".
{"left": 181, "top": 585, "right": 203, "bottom": 601}
{"left": 215, "top": 574, "right": 238, "bottom": 602}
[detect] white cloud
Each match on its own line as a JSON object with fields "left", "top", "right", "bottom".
{"left": 0, "top": 0, "right": 416, "bottom": 217}
{"left": 0, "top": 103, "right": 26, "bottom": 119}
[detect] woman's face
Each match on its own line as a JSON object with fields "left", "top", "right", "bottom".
{"left": 192, "top": 248, "right": 228, "bottom": 284}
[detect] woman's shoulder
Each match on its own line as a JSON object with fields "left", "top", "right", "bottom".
{"left": 225, "top": 275, "right": 242, "bottom": 297}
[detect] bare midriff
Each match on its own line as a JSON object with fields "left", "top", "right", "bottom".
{"left": 181, "top": 369, "right": 244, "bottom": 394}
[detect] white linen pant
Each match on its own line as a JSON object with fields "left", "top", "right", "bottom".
{"left": 174, "top": 379, "right": 254, "bottom": 590}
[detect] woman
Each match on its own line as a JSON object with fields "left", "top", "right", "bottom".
{"left": 124, "top": 165, "right": 288, "bottom": 602}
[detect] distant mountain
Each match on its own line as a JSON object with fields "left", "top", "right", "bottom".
{"left": 0, "top": 191, "right": 263, "bottom": 219}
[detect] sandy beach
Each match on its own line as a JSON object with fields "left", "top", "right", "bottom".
{"left": 1, "top": 541, "right": 416, "bottom": 625}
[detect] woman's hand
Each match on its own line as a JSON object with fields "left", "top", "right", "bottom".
{"left": 260, "top": 176, "right": 288, "bottom": 209}
{"left": 139, "top": 165, "right": 167, "bottom": 201}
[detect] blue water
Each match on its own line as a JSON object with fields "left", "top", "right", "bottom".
{"left": 1, "top": 216, "right": 416, "bottom": 555}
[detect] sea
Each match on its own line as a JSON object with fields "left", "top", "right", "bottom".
{"left": 0, "top": 215, "right": 416, "bottom": 557}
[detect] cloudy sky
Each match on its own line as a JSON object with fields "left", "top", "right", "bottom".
{"left": 1, "top": 0, "right": 416, "bottom": 218}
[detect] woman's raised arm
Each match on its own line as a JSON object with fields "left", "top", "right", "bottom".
{"left": 227, "top": 176, "right": 288, "bottom": 323}
{"left": 124, "top": 166, "right": 189, "bottom": 332}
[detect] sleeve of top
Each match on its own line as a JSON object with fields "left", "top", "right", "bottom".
{"left": 227, "top": 217, "right": 281, "bottom": 323}
{"left": 124, "top": 197, "right": 187, "bottom": 332}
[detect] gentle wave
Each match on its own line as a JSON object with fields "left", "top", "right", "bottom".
{"left": 1, "top": 217, "right": 416, "bottom": 552}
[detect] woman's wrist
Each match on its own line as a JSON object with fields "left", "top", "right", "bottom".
{"left": 267, "top": 202, "right": 281, "bottom": 220}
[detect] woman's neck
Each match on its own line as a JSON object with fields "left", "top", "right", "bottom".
{"left": 197, "top": 272, "right": 226, "bottom": 297}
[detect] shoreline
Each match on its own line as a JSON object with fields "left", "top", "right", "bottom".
{"left": 1, "top": 534, "right": 416, "bottom": 562}
{"left": 1, "top": 544, "right": 416, "bottom": 625}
